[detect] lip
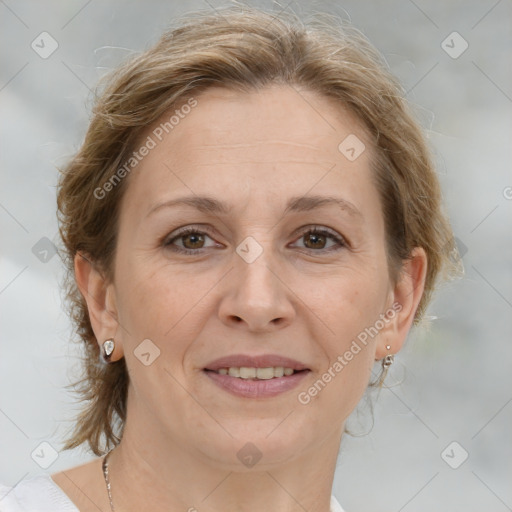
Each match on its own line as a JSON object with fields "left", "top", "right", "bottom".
{"left": 204, "top": 369, "right": 310, "bottom": 398}
{"left": 202, "top": 353, "right": 311, "bottom": 399}
{"left": 204, "top": 354, "right": 310, "bottom": 372}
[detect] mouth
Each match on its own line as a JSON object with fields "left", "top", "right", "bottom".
{"left": 202, "top": 354, "right": 311, "bottom": 398}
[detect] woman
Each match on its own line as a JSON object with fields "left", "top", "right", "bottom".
{"left": 0, "top": 5, "right": 455, "bottom": 511}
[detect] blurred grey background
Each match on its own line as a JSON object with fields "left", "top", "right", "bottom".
{"left": 1, "top": 1, "right": 511, "bottom": 511}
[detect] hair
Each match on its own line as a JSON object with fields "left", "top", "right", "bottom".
{"left": 57, "top": 4, "right": 457, "bottom": 456}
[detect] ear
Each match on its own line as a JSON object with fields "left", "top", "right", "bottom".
{"left": 74, "top": 252, "right": 124, "bottom": 361}
{"left": 375, "top": 247, "right": 428, "bottom": 360}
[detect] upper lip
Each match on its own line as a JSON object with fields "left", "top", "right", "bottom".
{"left": 204, "top": 354, "right": 310, "bottom": 371}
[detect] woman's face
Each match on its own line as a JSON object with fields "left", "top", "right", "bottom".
{"left": 100, "top": 85, "right": 412, "bottom": 467}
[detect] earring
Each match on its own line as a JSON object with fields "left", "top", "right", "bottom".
{"left": 382, "top": 344, "right": 394, "bottom": 369}
{"left": 102, "top": 339, "right": 115, "bottom": 363}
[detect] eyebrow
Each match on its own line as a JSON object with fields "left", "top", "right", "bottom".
{"left": 284, "top": 195, "right": 363, "bottom": 220}
{"left": 147, "top": 196, "right": 231, "bottom": 217}
{"left": 146, "top": 194, "right": 363, "bottom": 220}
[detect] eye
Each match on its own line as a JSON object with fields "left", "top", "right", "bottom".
{"left": 290, "top": 227, "right": 346, "bottom": 252}
{"left": 164, "top": 227, "right": 220, "bottom": 254}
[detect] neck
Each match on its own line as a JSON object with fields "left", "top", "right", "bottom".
{"left": 106, "top": 407, "right": 342, "bottom": 511}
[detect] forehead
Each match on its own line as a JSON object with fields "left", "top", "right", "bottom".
{"left": 165, "top": 85, "right": 365, "bottom": 162}
{"left": 120, "top": 84, "right": 377, "bottom": 218}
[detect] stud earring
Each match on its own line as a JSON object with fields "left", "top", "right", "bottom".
{"left": 102, "top": 339, "right": 115, "bottom": 363}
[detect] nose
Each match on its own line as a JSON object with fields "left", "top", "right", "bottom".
{"left": 217, "top": 251, "right": 295, "bottom": 333}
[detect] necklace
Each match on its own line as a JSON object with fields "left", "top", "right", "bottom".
{"left": 102, "top": 450, "right": 337, "bottom": 512}
{"left": 102, "top": 451, "right": 116, "bottom": 511}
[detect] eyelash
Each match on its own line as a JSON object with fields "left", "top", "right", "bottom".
{"left": 291, "top": 226, "right": 347, "bottom": 253}
{"left": 163, "top": 225, "right": 347, "bottom": 256}
{"left": 163, "top": 226, "right": 219, "bottom": 255}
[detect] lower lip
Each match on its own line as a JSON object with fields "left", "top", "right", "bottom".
{"left": 203, "top": 370, "right": 310, "bottom": 398}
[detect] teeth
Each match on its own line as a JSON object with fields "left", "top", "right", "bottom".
{"left": 240, "top": 367, "right": 257, "bottom": 379}
{"left": 274, "top": 367, "right": 284, "bottom": 378}
{"left": 216, "top": 366, "right": 297, "bottom": 379}
{"left": 256, "top": 367, "right": 274, "bottom": 379}
{"left": 228, "top": 367, "right": 240, "bottom": 377}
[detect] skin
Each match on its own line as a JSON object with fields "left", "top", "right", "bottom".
{"left": 52, "top": 84, "right": 426, "bottom": 511}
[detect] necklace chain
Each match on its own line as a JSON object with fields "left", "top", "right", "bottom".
{"left": 102, "top": 449, "right": 335, "bottom": 512}
{"left": 102, "top": 451, "right": 116, "bottom": 511}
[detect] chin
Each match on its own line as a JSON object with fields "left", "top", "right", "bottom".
{"left": 196, "top": 419, "right": 318, "bottom": 470}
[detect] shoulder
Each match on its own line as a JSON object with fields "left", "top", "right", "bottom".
{"left": 0, "top": 474, "right": 79, "bottom": 511}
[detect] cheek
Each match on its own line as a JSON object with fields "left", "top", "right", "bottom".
{"left": 296, "top": 267, "right": 387, "bottom": 399}
{"left": 299, "top": 291, "right": 378, "bottom": 419}
{"left": 115, "top": 258, "right": 214, "bottom": 352}
{"left": 303, "top": 269, "right": 388, "bottom": 346}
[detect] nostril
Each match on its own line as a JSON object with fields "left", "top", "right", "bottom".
{"left": 227, "top": 315, "right": 284, "bottom": 327}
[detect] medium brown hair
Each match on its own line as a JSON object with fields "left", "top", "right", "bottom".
{"left": 57, "top": 5, "right": 456, "bottom": 456}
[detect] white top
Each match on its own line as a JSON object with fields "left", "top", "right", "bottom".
{"left": 0, "top": 474, "right": 345, "bottom": 511}
{"left": 0, "top": 475, "right": 79, "bottom": 511}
